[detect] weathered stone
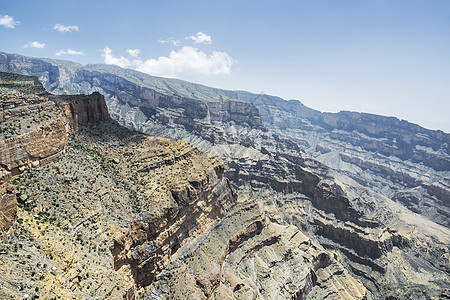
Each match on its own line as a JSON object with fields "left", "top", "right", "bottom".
{"left": 0, "top": 168, "right": 16, "bottom": 236}
{"left": 53, "top": 92, "right": 110, "bottom": 132}
{"left": 1, "top": 52, "right": 449, "bottom": 299}
{"left": 0, "top": 72, "right": 110, "bottom": 174}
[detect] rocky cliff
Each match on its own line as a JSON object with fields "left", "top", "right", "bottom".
{"left": 0, "top": 72, "right": 109, "bottom": 175}
{"left": 0, "top": 71, "right": 368, "bottom": 299}
{"left": 0, "top": 78, "right": 368, "bottom": 299}
{"left": 0, "top": 168, "right": 16, "bottom": 238}
{"left": 1, "top": 53, "right": 449, "bottom": 299}
{"left": 244, "top": 97, "right": 450, "bottom": 229}
{"left": 110, "top": 138, "right": 236, "bottom": 289}
{"left": 0, "top": 72, "right": 109, "bottom": 239}
{"left": 0, "top": 72, "right": 235, "bottom": 298}
{"left": 146, "top": 201, "right": 368, "bottom": 299}
{"left": 52, "top": 92, "right": 110, "bottom": 132}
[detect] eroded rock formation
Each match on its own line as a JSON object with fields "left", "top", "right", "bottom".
{"left": 0, "top": 168, "right": 16, "bottom": 237}
{"left": 1, "top": 53, "right": 449, "bottom": 299}
{"left": 0, "top": 72, "right": 109, "bottom": 175}
{"left": 53, "top": 92, "right": 110, "bottom": 132}
{"left": 0, "top": 72, "right": 109, "bottom": 239}
{"left": 111, "top": 146, "right": 236, "bottom": 288}
{"left": 0, "top": 70, "right": 370, "bottom": 299}
{"left": 147, "top": 201, "right": 369, "bottom": 299}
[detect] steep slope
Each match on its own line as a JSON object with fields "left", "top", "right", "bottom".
{"left": 0, "top": 73, "right": 231, "bottom": 298}
{"left": 0, "top": 72, "right": 370, "bottom": 299}
{"left": 0, "top": 168, "right": 16, "bottom": 237}
{"left": 227, "top": 95, "right": 450, "bottom": 229}
{"left": 1, "top": 53, "right": 449, "bottom": 299}
{"left": 146, "top": 201, "right": 368, "bottom": 300}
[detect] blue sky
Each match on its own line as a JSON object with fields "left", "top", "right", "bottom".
{"left": 1, "top": 0, "right": 449, "bottom": 132}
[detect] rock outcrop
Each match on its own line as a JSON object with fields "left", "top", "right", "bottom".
{"left": 0, "top": 72, "right": 110, "bottom": 175}
{"left": 1, "top": 53, "right": 449, "bottom": 299}
{"left": 250, "top": 98, "right": 450, "bottom": 229}
{"left": 52, "top": 92, "right": 110, "bottom": 132}
{"left": 146, "top": 201, "right": 368, "bottom": 299}
{"left": 0, "top": 168, "right": 16, "bottom": 237}
{"left": 0, "top": 70, "right": 370, "bottom": 299}
{"left": 0, "top": 72, "right": 109, "bottom": 239}
{"left": 100, "top": 81, "right": 449, "bottom": 299}
{"left": 0, "top": 118, "right": 68, "bottom": 174}
{"left": 110, "top": 143, "right": 236, "bottom": 288}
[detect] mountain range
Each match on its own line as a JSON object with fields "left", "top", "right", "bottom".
{"left": 0, "top": 51, "right": 449, "bottom": 299}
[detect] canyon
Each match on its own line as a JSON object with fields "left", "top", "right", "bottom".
{"left": 0, "top": 52, "right": 449, "bottom": 299}
{"left": 0, "top": 72, "right": 368, "bottom": 299}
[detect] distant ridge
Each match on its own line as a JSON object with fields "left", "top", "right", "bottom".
{"left": 1, "top": 51, "right": 448, "bottom": 136}
{"left": 1, "top": 51, "right": 449, "bottom": 299}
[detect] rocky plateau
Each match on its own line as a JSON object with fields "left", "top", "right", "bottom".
{"left": 0, "top": 52, "right": 449, "bottom": 299}
{"left": 0, "top": 73, "right": 369, "bottom": 299}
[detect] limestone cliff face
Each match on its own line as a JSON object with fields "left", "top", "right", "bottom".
{"left": 206, "top": 101, "right": 262, "bottom": 126}
{"left": 0, "top": 168, "right": 16, "bottom": 237}
{"left": 0, "top": 118, "right": 68, "bottom": 174}
{"left": 111, "top": 163, "right": 236, "bottom": 287}
{"left": 1, "top": 53, "right": 449, "bottom": 299}
{"left": 106, "top": 131, "right": 368, "bottom": 299}
{"left": 321, "top": 111, "right": 449, "bottom": 154}
{"left": 0, "top": 73, "right": 110, "bottom": 175}
{"left": 146, "top": 201, "right": 369, "bottom": 299}
{"left": 0, "top": 55, "right": 263, "bottom": 131}
{"left": 249, "top": 98, "right": 450, "bottom": 229}
{"left": 76, "top": 69, "right": 263, "bottom": 129}
{"left": 52, "top": 92, "right": 110, "bottom": 132}
{"left": 106, "top": 91, "right": 449, "bottom": 298}
{"left": 0, "top": 72, "right": 110, "bottom": 236}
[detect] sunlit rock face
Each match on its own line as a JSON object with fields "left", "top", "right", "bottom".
{"left": 0, "top": 167, "right": 16, "bottom": 236}
{"left": 1, "top": 53, "right": 449, "bottom": 299}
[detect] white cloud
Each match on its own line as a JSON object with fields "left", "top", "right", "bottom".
{"left": 0, "top": 14, "right": 19, "bottom": 28}
{"left": 102, "top": 47, "right": 133, "bottom": 68}
{"left": 187, "top": 32, "right": 212, "bottom": 44}
{"left": 102, "top": 46, "right": 234, "bottom": 78}
{"left": 137, "top": 46, "right": 232, "bottom": 77}
{"left": 53, "top": 23, "right": 79, "bottom": 32}
{"left": 24, "top": 41, "right": 45, "bottom": 49}
{"left": 158, "top": 38, "right": 180, "bottom": 46}
{"left": 126, "top": 49, "right": 141, "bottom": 58}
{"left": 55, "top": 49, "right": 85, "bottom": 56}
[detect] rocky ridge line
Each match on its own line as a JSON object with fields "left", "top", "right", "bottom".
{"left": 0, "top": 72, "right": 370, "bottom": 299}
{"left": 1, "top": 53, "right": 449, "bottom": 299}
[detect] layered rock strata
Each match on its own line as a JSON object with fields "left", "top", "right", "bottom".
{"left": 0, "top": 71, "right": 370, "bottom": 299}
{"left": 1, "top": 53, "right": 449, "bottom": 299}
{"left": 105, "top": 98, "right": 449, "bottom": 299}
{"left": 0, "top": 72, "right": 109, "bottom": 175}
{"left": 110, "top": 140, "right": 236, "bottom": 288}
{"left": 146, "top": 201, "right": 369, "bottom": 299}
{"left": 0, "top": 72, "right": 109, "bottom": 241}
{"left": 243, "top": 97, "right": 450, "bottom": 228}
{"left": 0, "top": 114, "right": 241, "bottom": 298}
{"left": 52, "top": 92, "right": 110, "bottom": 132}
{"left": 0, "top": 168, "right": 16, "bottom": 237}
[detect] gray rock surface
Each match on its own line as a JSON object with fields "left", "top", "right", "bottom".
{"left": 1, "top": 52, "right": 449, "bottom": 299}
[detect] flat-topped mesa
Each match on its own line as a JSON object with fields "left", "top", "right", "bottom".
{"left": 0, "top": 72, "right": 110, "bottom": 175}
